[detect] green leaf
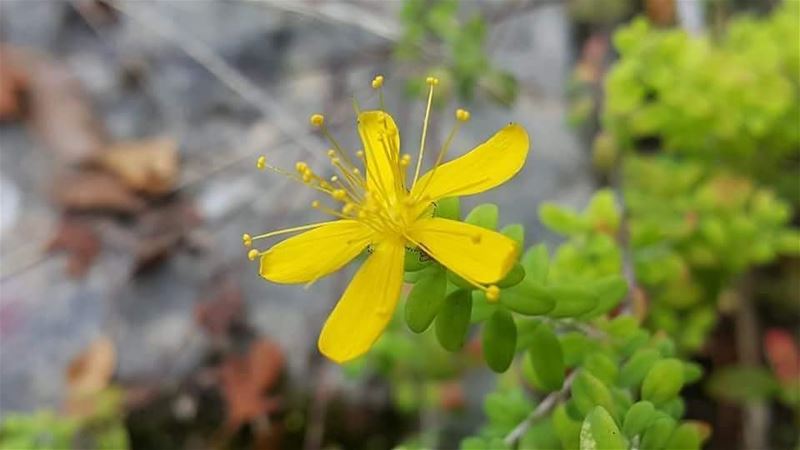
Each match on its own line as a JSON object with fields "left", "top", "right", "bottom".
{"left": 580, "top": 406, "right": 627, "bottom": 450}
{"left": 539, "top": 203, "right": 587, "bottom": 235}
{"left": 572, "top": 372, "right": 617, "bottom": 419}
{"left": 619, "top": 349, "right": 660, "bottom": 388}
{"left": 435, "top": 197, "right": 461, "bottom": 220}
{"left": 470, "top": 291, "right": 498, "bottom": 323}
{"left": 683, "top": 362, "right": 704, "bottom": 384}
{"left": 581, "top": 275, "right": 628, "bottom": 318}
{"left": 435, "top": 290, "right": 473, "bottom": 351}
{"left": 500, "top": 279, "right": 555, "bottom": 315}
{"left": 404, "top": 247, "right": 433, "bottom": 272}
{"left": 706, "top": 366, "right": 779, "bottom": 404}
{"left": 546, "top": 284, "right": 598, "bottom": 318}
{"left": 586, "top": 189, "right": 621, "bottom": 233}
{"left": 553, "top": 403, "right": 582, "bottom": 450}
{"left": 405, "top": 268, "right": 447, "bottom": 333}
{"left": 482, "top": 309, "right": 517, "bottom": 373}
{"left": 583, "top": 353, "right": 618, "bottom": 385}
{"left": 501, "top": 223, "right": 525, "bottom": 247}
{"left": 622, "top": 401, "right": 656, "bottom": 438}
{"left": 527, "top": 324, "right": 565, "bottom": 391}
{"left": 641, "top": 358, "right": 685, "bottom": 405}
{"left": 447, "top": 270, "right": 474, "bottom": 290}
{"left": 664, "top": 423, "right": 701, "bottom": 450}
{"left": 640, "top": 415, "right": 677, "bottom": 450}
{"left": 521, "top": 244, "right": 549, "bottom": 283}
{"left": 497, "top": 262, "right": 526, "bottom": 288}
{"left": 465, "top": 203, "right": 499, "bottom": 230}
{"left": 660, "top": 397, "right": 685, "bottom": 419}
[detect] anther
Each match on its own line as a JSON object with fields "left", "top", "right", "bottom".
{"left": 400, "top": 154, "right": 411, "bottom": 167}
{"left": 486, "top": 285, "right": 500, "bottom": 303}
{"left": 256, "top": 156, "right": 266, "bottom": 170}
{"left": 356, "top": 150, "right": 365, "bottom": 159}
{"left": 343, "top": 203, "right": 356, "bottom": 215}
{"left": 242, "top": 233, "right": 253, "bottom": 247}
{"left": 326, "top": 149, "right": 337, "bottom": 159}
{"left": 332, "top": 189, "right": 347, "bottom": 201}
{"left": 371, "top": 75, "right": 384, "bottom": 89}
{"left": 295, "top": 161, "right": 309, "bottom": 174}
{"left": 247, "top": 249, "right": 260, "bottom": 261}
{"left": 425, "top": 76, "right": 440, "bottom": 86}
{"left": 330, "top": 175, "right": 339, "bottom": 182}
{"left": 311, "top": 200, "right": 320, "bottom": 209}
{"left": 456, "top": 109, "right": 471, "bottom": 122}
{"left": 310, "top": 114, "right": 325, "bottom": 127}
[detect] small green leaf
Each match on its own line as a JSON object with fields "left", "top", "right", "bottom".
{"left": 641, "top": 358, "right": 685, "bottom": 405}
{"left": 482, "top": 309, "right": 517, "bottom": 373}
{"left": 572, "top": 372, "right": 617, "bottom": 419}
{"left": 683, "top": 362, "right": 704, "bottom": 384}
{"left": 619, "top": 348, "right": 660, "bottom": 388}
{"left": 581, "top": 275, "right": 628, "bottom": 318}
{"left": 404, "top": 268, "right": 447, "bottom": 333}
{"left": 622, "top": 401, "right": 656, "bottom": 438}
{"left": 447, "top": 270, "right": 474, "bottom": 290}
{"left": 546, "top": 284, "right": 598, "bottom": 318}
{"left": 404, "top": 247, "right": 433, "bottom": 272}
{"left": 501, "top": 279, "right": 555, "bottom": 315}
{"left": 501, "top": 223, "right": 525, "bottom": 247}
{"left": 660, "top": 397, "right": 685, "bottom": 419}
{"left": 539, "top": 203, "right": 587, "bottom": 235}
{"left": 521, "top": 244, "right": 549, "bottom": 283}
{"left": 583, "top": 353, "right": 618, "bottom": 385}
{"left": 553, "top": 403, "right": 582, "bottom": 450}
{"left": 435, "top": 196, "right": 461, "bottom": 220}
{"left": 580, "top": 406, "right": 627, "bottom": 450}
{"left": 435, "top": 289, "right": 473, "bottom": 351}
{"left": 497, "top": 262, "right": 526, "bottom": 288}
{"left": 527, "top": 324, "right": 565, "bottom": 391}
{"left": 706, "top": 366, "right": 779, "bottom": 404}
{"left": 465, "top": 203, "right": 499, "bottom": 230}
{"left": 640, "top": 415, "right": 677, "bottom": 450}
{"left": 664, "top": 423, "right": 701, "bottom": 450}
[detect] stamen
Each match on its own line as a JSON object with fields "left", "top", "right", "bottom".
{"left": 242, "top": 233, "right": 253, "bottom": 247}
{"left": 256, "top": 156, "right": 266, "bottom": 170}
{"left": 412, "top": 76, "right": 438, "bottom": 187}
{"left": 413, "top": 108, "right": 468, "bottom": 200}
{"left": 372, "top": 74, "right": 386, "bottom": 111}
{"left": 249, "top": 221, "right": 340, "bottom": 241}
{"left": 247, "top": 249, "right": 261, "bottom": 261}
{"left": 486, "top": 285, "right": 500, "bottom": 302}
{"left": 310, "top": 114, "right": 325, "bottom": 128}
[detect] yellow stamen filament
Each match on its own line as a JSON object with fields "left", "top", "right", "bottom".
{"left": 412, "top": 76, "right": 438, "bottom": 187}
{"left": 414, "top": 108, "right": 468, "bottom": 201}
{"left": 248, "top": 221, "right": 340, "bottom": 242}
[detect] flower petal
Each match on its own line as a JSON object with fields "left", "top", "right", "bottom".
{"left": 411, "top": 124, "right": 529, "bottom": 200}
{"left": 358, "top": 110, "right": 400, "bottom": 197}
{"left": 408, "top": 218, "right": 519, "bottom": 284}
{"left": 318, "top": 240, "right": 405, "bottom": 363}
{"left": 259, "top": 220, "right": 373, "bottom": 284}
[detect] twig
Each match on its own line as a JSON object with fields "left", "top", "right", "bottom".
{"left": 107, "top": 0, "right": 320, "bottom": 157}
{"left": 247, "top": 0, "right": 402, "bottom": 42}
{"left": 503, "top": 371, "right": 578, "bottom": 447}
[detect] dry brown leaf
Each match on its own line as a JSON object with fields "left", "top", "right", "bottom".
{"left": 52, "top": 170, "right": 145, "bottom": 214}
{"left": 46, "top": 218, "right": 101, "bottom": 278}
{"left": 646, "top": 0, "right": 676, "bottom": 26}
{"left": 26, "top": 52, "right": 107, "bottom": 164}
{"left": 219, "top": 339, "right": 284, "bottom": 431}
{"left": 132, "top": 198, "right": 201, "bottom": 270}
{"left": 66, "top": 336, "right": 116, "bottom": 396}
{"left": 0, "top": 45, "right": 29, "bottom": 121}
{"left": 195, "top": 278, "right": 244, "bottom": 337}
{"left": 96, "top": 137, "right": 179, "bottom": 196}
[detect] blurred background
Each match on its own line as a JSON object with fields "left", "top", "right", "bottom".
{"left": 0, "top": 0, "right": 797, "bottom": 449}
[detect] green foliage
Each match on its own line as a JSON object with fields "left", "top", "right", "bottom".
{"left": 358, "top": 196, "right": 706, "bottom": 449}
{"left": 0, "top": 390, "right": 129, "bottom": 450}
{"left": 397, "top": 0, "right": 518, "bottom": 105}
{"left": 604, "top": 3, "right": 800, "bottom": 204}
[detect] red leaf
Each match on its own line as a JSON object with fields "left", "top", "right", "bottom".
{"left": 764, "top": 328, "right": 800, "bottom": 383}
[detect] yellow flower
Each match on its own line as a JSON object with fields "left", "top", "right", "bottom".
{"left": 246, "top": 76, "right": 529, "bottom": 363}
